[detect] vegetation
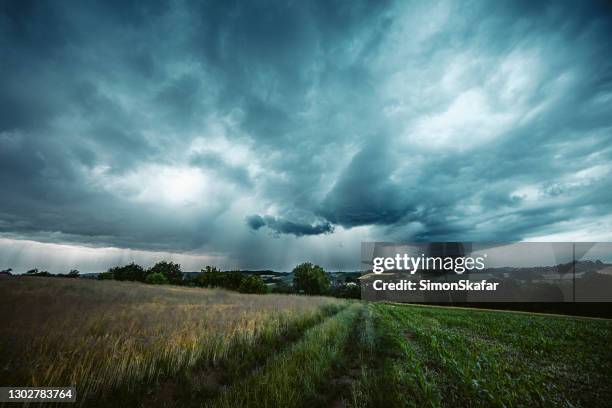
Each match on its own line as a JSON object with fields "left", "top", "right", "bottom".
{"left": 148, "top": 261, "right": 183, "bottom": 285}
{"left": 21, "top": 268, "right": 80, "bottom": 278}
{"left": 145, "top": 271, "right": 169, "bottom": 285}
{"left": 109, "top": 262, "right": 147, "bottom": 282}
{"left": 2, "top": 277, "right": 611, "bottom": 407}
{"left": 105, "top": 261, "right": 183, "bottom": 284}
{"left": 345, "top": 303, "right": 612, "bottom": 408}
{"left": 193, "top": 266, "right": 249, "bottom": 291}
{"left": 0, "top": 277, "right": 343, "bottom": 406}
{"left": 292, "top": 262, "right": 331, "bottom": 295}
{"left": 211, "top": 303, "right": 363, "bottom": 408}
{"left": 238, "top": 275, "right": 268, "bottom": 294}
{"left": 88, "top": 260, "right": 363, "bottom": 298}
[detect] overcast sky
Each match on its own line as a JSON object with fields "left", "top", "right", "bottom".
{"left": 1, "top": 0, "right": 611, "bottom": 273}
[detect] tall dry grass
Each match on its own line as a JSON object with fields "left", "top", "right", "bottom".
{"left": 0, "top": 277, "right": 343, "bottom": 402}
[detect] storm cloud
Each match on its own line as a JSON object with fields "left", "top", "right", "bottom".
{"left": 1, "top": 0, "right": 611, "bottom": 272}
{"left": 246, "top": 214, "right": 334, "bottom": 236}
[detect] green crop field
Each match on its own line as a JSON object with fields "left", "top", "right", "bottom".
{"left": 348, "top": 304, "right": 612, "bottom": 408}
{"left": 1, "top": 277, "right": 611, "bottom": 407}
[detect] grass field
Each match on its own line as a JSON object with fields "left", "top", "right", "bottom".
{"left": 348, "top": 304, "right": 612, "bottom": 408}
{"left": 1, "top": 277, "right": 611, "bottom": 407}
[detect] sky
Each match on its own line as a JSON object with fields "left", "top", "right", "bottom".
{"left": 1, "top": 0, "right": 612, "bottom": 273}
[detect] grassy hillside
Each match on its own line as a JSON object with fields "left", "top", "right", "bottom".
{"left": 1, "top": 277, "right": 611, "bottom": 407}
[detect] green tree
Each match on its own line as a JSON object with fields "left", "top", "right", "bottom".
{"left": 238, "top": 275, "right": 268, "bottom": 294}
{"left": 195, "top": 266, "right": 223, "bottom": 287}
{"left": 148, "top": 261, "right": 183, "bottom": 285}
{"left": 194, "top": 267, "right": 248, "bottom": 291}
{"left": 97, "top": 272, "right": 114, "bottom": 280}
{"left": 223, "top": 271, "right": 245, "bottom": 290}
{"left": 109, "top": 263, "right": 146, "bottom": 282}
{"left": 145, "top": 272, "right": 169, "bottom": 285}
{"left": 292, "top": 262, "right": 330, "bottom": 295}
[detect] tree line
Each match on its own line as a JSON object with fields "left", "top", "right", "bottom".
{"left": 19, "top": 268, "right": 81, "bottom": 278}
{"left": 9, "top": 261, "right": 360, "bottom": 298}
{"left": 95, "top": 261, "right": 359, "bottom": 297}
{"left": 96, "top": 261, "right": 271, "bottom": 294}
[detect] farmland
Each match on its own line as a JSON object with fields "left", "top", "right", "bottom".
{"left": 1, "top": 277, "right": 611, "bottom": 407}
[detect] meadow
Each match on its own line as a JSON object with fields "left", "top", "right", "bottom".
{"left": 1, "top": 277, "right": 611, "bottom": 407}
{"left": 0, "top": 277, "right": 344, "bottom": 406}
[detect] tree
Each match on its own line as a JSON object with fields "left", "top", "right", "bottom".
{"left": 109, "top": 263, "right": 146, "bottom": 282}
{"left": 292, "top": 262, "right": 330, "bottom": 295}
{"left": 223, "top": 271, "right": 245, "bottom": 290}
{"left": 25, "top": 268, "right": 51, "bottom": 277}
{"left": 146, "top": 272, "right": 169, "bottom": 285}
{"left": 148, "top": 261, "right": 183, "bottom": 285}
{"left": 194, "top": 267, "right": 253, "bottom": 291}
{"left": 238, "top": 275, "right": 268, "bottom": 294}
{"left": 68, "top": 269, "right": 80, "bottom": 278}
{"left": 97, "top": 272, "right": 114, "bottom": 280}
{"left": 195, "top": 266, "right": 224, "bottom": 287}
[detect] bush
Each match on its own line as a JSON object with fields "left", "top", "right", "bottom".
{"left": 148, "top": 261, "right": 183, "bottom": 285}
{"left": 193, "top": 267, "right": 244, "bottom": 290}
{"left": 239, "top": 275, "right": 269, "bottom": 294}
{"left": 25, "top": 269, "right": 52, "bottom": 277}
{"left": 271, "top": 281, "right": 295, "bottom": 294}
{"left": 108, "top": 263, "right": 147, "bottom": 282}
{"left": 223, "top": 271, "right": 245, "bottom": 291}
{"left": 292, "top": 263, "right": 330, "bottom": 295}
{"left": 330, "top": 284, "right": 361, "bottom": 299}
{"left": 195, "top": 266, "right": 224, "bottom": 287}
{"left": 194, "top": 268, "right": 272, "bottom": 294}
{"left": 145, "top": 272, "right": 168, "bottom": 285}
{"left": 97, "top": 272, "right": 114, "bottom": 280}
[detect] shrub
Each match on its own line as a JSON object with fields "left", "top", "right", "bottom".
{"left": 239, "top": 275, "right": 269, "bottom": 294}
{"left": 194, "top": 266, "right": 224, "bottom": 287}
{"left": 148, "top": 261, "right": 182, "bottom": 285}
{"left": 330, "top": 283, "right": 361, "bottom": 299}
{"left": 97, "top": 272, "right": 114, "bottom": 280}
{"left": 145, "top": 272, "right": 168, "bottom": 285}
{"left": 271, "top": 281, "right": 295, "bottom": 294}
{"left": 223, "top": 271, "right": 245, "bottom": 291}
{"left": 25, "top": 269, "right": 52, "bottom": 277}
{"left": 109, "top": 263, "right": 147, "bottom": 282}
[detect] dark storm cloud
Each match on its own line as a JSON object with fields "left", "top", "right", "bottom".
{"left": 245, "top": 215, "right": 266, "bottom": 231}
{"left": 319, "top": 141, "right": 417, "bottom": 227}
{"left": 246, "top": 215, "right": 334, "bottom": 237}
{"left": 1, "top": 0, "right": 612, "bottom": 270}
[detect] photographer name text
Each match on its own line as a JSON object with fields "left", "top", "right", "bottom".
{"left": 372, "top": 279, "right": 499, "bottom": 291}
